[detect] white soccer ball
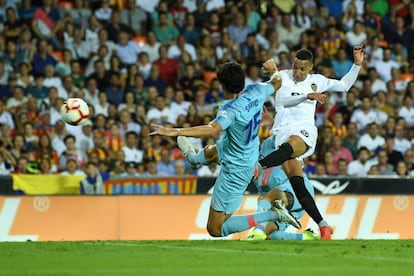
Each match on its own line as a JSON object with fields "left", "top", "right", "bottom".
{"left": 60, "top": 98, "right": 90, "bottom": 126}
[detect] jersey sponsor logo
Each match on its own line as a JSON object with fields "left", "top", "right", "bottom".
{"left": 291, "top": 92, "right": 301, "bottom": 96}
{"left": 300, "top": 129, "right": 309, "bottom": 137}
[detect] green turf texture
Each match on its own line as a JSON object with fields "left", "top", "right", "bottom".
{"left": 1, "top": 240, "right": 413, "bottom": 275}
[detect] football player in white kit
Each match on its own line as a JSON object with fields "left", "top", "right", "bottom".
{"left": 259, "top": 46, "right": 365, "bottom": 240}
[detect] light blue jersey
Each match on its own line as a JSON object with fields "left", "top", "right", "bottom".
{"left": 213, "top": 83, "right": 275, "bottom": 172}
{"left": 257, "top": 136, "right": 315, "bottom": 222}
{"left": 211, "top": 82, "right": 275, "bottom": 214}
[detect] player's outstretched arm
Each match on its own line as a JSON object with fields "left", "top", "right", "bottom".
{"left": 149, "top": 122, "right": 222, "bottom": 139}
{"left": 325, "top": 45, "right": 364, "bottom": 93}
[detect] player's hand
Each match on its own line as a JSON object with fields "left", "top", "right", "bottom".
{"left": 353, "top": 44, "right": 364, "bottom": 66}
{"left": 261, "top": 59, "right": 278, "bottom": 74}
{"left": 149, "top": 124, "right": 179, "bottom": 136}
{"left": 307, "top": 93, "right": 326, "bottom": 104}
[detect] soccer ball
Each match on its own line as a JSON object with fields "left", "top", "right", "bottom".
{"left": 60, "top": 98, "right": 90, "bottom": 126}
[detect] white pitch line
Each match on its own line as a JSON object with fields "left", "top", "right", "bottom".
{"left": 100, "top": 242, "right": 414, "bottom": 265}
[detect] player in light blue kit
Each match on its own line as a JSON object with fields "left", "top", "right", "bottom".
{"left": 177, "top": 111, "right": 319, "bottom": 240}
{"left": 150, "top": 60, "right": 301, "bottom": 237}
{"left": 244, "top": 135, "right": 319, "bottom": 240}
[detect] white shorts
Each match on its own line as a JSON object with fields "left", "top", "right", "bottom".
{"left": 272, "top": 125, "right": 317, "bottom": 160}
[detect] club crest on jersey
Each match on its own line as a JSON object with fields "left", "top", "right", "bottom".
{"left": 300, "top": 129, "right": 309, "bottom": 137}
{"left": 311, "top": 83, "right": 317, "bottom": 92}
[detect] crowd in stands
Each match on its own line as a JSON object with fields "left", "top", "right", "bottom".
{"left": 0, "top": 0, "right": 414, "bottom": 180}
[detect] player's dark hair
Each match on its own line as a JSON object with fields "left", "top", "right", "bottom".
{"left": 216, "top": 62, "right": 245, "bottom": 94}
{"left": 296, "top": 49, "right": 314, "bottom": 63}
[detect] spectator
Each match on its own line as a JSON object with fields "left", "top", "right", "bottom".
{"left": 169, "top": 90, "right": 190, "bottom": 123}
{"left": 0, "top": 98, "right": 15, "bottom": 130}
{"left": 320, "top": 24, "right": 345, "bottom": 59}
{"left": 181, "top": 13, "right": 201, "bottom": 47}
{"left": 97, "top": 29, "right": 116, "bottom": 56}
{"left": 147, "top": 96, "right": 174, "bottom": 125}
{"left": 58, "top": 135, "right": 86, "bottom": 171}
{"left": 13, "top": 156, "right": 30, "bottom": 174}
{"left": 31, "top": 39, "right": 57, "bottom": 75}
{"left": 345, "top": 21, "right": 367, "bottom": 48}
{"left": 357, "top": 122, "right": 385, "bottom": 158}
{"left": 347, "top": 147, "right": 374, "bottom": 177}
{"left": 51, "top": 119, "right": 68, "bottom": 155}
{"left": 42, "top": 64, "right": 64, "bottom": 97}
{"left": 169, "top": 0, "right": 189, "bottom": 29}
{"left": 343, "top": 122, "right": 360, "bottom": 159}
{"left": 9, "top": 134, "right": 26, "bottom": 168}
{"left": 106, "top": 73, "right": 124, "bottom": 106}
{"left": 76, "top": 120, "right": 94, "bottom": 155}
{"left": 404, "top": 149, "right": 414, "bottom": 173}
{"left": 151, "top": 1, "right": 174, "bottom": 27}
{"left": 140, "top": 31, "right": 160, "bottom": 63}
{"left": 393, "top": 125, "right": 411, "bottom": 155}
{"left": 94, "top": 0, "right": 113, "bottom": 25}
{"left": 7, "top": 85, "right": 27, "bottom": 114}
{"left": 337, "top": 158, "right": 349, "bottom": 176}
{"left": 350, "top": 95, "right": 380, "bottom": 133}
{"left": 228, "top": 11, "right": 251, "bottom": 45}
{"left": 31, "top": 0, "right": 63, "bottom": 50}
{"left": 276, "top": 14, "right": 302, "bottom": 48}
{"left": 122, "top": 131, "right": 143, "bottom": 164}
{"left": 81, "top": 162, "right": 106, "bottom": 195}
{"left": 115, "top": 31, "right": 141, "bottom": 65}
{"left": 33, "top": 133, "right": 58, "bottom": 173}
{"left": 374, "top": 48, "right": 400, "bottom": 83}
{"left": 153, "top": 11, "right": 180, "bottom": 44}
{"left": 394, "top": 160, "right": 409, "bottom": 178}
{"left": 66, "top": 28, "right": 90, "bottom": 66}
{"left": 323, "top": 151, "right": 337, "bottom": 175}
{"left": 153, "top": 45, "right": 179, "bottom": 85}
{"left": 0, "top": 150, "right": 13, "bottom": 175}
{"left": 330, "top": 135, "right": 354, "bottom": 168}
{"left": 398, "top": 95, "right": 414, "bottom": 127}
{"left": 375, "top": 149, "right": 395, "bottom": 175}
{"left": 174, "top": 159, "right": 187, "bottom": 175}
{"left": 157, "top": 148, "right": 175, "bottom": 175}
{"left": 137, "top": 53, "right": 151, "bottom": 80}
{"left": 332, "top": 48, "right": 353, "bottom": 79}
{"left": 384, "top": 135, "right": 404, "bottom": 168}
{"left": 142, "top": 158, "right": 159, "bottom": 176}
{"left": 168, "top": 34, "right": 196, "bottom": 61}
{"left": 118, "top": 109, "right": 141, "bottom": 139}
{"left": 121, "top": 161, "right": 140, "bottom": 178}
{"left": 61, "top": 158, "right": 85, "bottom": 176}
{"left": 120, "top": 0, "right": 147, "bottom": 35}
{"left": 144, "top": 67, "right": 167, "bottom": 97}
{"left": 88, "top": 59, "right": 111, "bottom": 91}
{"left": 328, "top": 111, "right": 348, "bottom": 138}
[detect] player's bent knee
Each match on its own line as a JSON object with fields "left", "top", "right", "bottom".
{"left": 206, "top": 223, "right": 222, "bottom": 237}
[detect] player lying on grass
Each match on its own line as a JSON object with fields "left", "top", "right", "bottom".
{"left": 177, "top": 134, "right": 320, "bottom": 241}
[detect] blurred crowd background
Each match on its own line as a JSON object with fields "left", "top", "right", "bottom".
{"left": 0, "top": 0, "right": 414, "bottom": 180}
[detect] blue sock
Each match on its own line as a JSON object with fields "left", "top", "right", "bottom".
{"left": 221, "top": 211, "right": 276, "bottom": 236}
{"left": 268, "top": 231, "right": 302, "bottom": 240}
{"left": 257, "top": 199, "right": 271, "bottom": 212}
{"left": 187, "top": 149, "right": 209, "bottom": 166}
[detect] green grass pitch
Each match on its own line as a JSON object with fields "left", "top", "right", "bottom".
{"left": 1, "top": 240, "right": 414, "bottom": 275}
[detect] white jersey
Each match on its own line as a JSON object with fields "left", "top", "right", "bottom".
{"left": 272, "top": 65, "right": 361, "bottom": 134}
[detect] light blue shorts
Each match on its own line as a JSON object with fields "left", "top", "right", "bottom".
{"left": 211, "top": 168, "right": 254, "bottom": 215}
